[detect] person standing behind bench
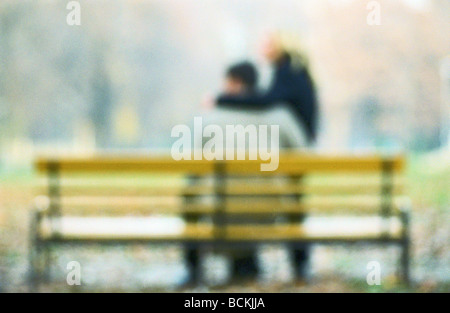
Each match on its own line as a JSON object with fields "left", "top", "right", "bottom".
{"left": 215, "top": 31, "right": 319, "bottom": 280}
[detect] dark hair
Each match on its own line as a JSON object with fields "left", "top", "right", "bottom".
{"left": 226, "top": 61, "right": 258, "bottom": 90}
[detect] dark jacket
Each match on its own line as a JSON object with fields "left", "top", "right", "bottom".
{"left": 217, "top": 54, "right": 318, "bottom": 143}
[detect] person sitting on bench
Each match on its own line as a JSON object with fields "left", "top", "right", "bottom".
{"left": 186, "top": 61, "right": 263, "bottom": 284}
{"left": 219, "top": 61, "right": 261, "bottom": 280}
{"left": 222, "top": 61, "right": 259, "bottom": 98}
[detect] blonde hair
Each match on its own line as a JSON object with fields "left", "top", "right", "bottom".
{"left": 271, "top": 31, "right": 310, "bottom": 71}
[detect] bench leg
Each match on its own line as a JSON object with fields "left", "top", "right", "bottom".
{"left": 29, "top": 240, "right": 41, "bottom": 291}
{"left": 29, "top": 210, "right": 47, "bottom": 292}
{"left": 29, "top": 210, "right": 38, "bottom": 291}
{"left": 42, "top": 243, "right": 52, "bottom": 283}
{"left": 400, "top": 239, "right": 410, "bottom": 285}
{"left": 399, "top": 209, "right": 411, "bottom": 286}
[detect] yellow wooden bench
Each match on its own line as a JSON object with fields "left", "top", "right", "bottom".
{"left": 29, "top": 152, "right": 411, "bottom": 286}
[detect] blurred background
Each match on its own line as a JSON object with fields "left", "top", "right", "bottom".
{"left": 0, "top": 0, "right": 448, "bottom": 292}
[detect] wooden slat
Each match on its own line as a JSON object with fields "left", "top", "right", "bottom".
{"left": 56, "top": 185, "right": 214, "bottom": 197}
{"left": 223, "top": 224, "right": 402, "bottom": 241}
{"left": 225, "top": 183, "right": 405, "bottom": 195}
{"left": 36, "top": 158, "right": 216, "bottom": 174}
{"left": 46, "top": 182, "right": 404, "bottom": 197}
{"left": 226, "top": 155, "right": 405, "bottom": 174}
{"left": 225, "top": 225, "right": 305, "bottom": 240}
{"left": 45, "top": 196, "right": 405, "bottom": 215}
{"left": 58, "top": 198, "right": 214, "bottom": 215}
{"left": 35, "top": 153, "right": 405, "bottom": 174}
{"left": 39, "top": 223, "right": 214, "bottom": 241}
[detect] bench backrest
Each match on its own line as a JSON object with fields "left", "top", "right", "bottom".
{"left": 35, "top": 153, "right": 406, "bottom": 240}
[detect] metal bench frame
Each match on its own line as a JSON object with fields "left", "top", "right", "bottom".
{"left": 29, "top": 154, "right": 411, "bottom": 289}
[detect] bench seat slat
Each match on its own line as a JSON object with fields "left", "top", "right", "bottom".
{"left": 51, "top": 195, "right": 406, "bottom": 215}
{"left": 41, "top": 183, "right": 404, "bottom": 197}
{"left": 38, "top": 217, "right": 403, "bottom": 241}
{"left": 35, "top": 154, "right": 405, "bottom": 174}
